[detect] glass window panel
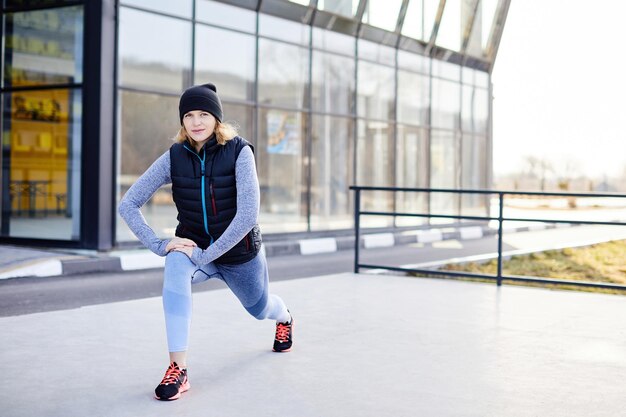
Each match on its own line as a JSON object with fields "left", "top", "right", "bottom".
{"left": 259, "top": 13, "right": 310, "bottom": 45}
{"left": 256, "top": 109, "right": 307, "bottom": 232}
{"left": 356, "top": 119, "right": 394, "bottom": 228}
{"left": 436, "top": 0, "right": 461, "bottom": 51}
{"left": 461, "top": 134, "right": 488, "bottom": 216}
{"left": 481, "top": 0, "right": 500, "bottom": 50}
{"left": 312, "top": 27, "right": 355, "bottom": 56}
{"left": 397, "top": 70, "right": 430, "bottom": 126}
{"left": 118, "top": 8, "right": 191, "bottom": 93}
{"left": 397, "top": 50, "right": 429, "bottom": 73}
{"left": 362, "top": 0, "right": 403, "bottom": 32}
{"left": 317, "top": 0, "right": 360, "bottom": 18}
{"left": 258, "top": 39, "right": 309, "bottom": 109}
{"left": 196, "top": 0, "right": 256, "bottom": 33}
{"left": 466, "top": 1, "right": 483, "bottom": 57}
{"left": 431, "top": 78, "right": 460, "bottom": 129}
{"left": 430, "top": 129, "right": 459, "bottom": 217}
{"left": 1, "top": 88, "right": 81, "bottom": 240}
{"left": 286, "top": 0, "right": 310, "bottom": 5}
{"left": 402, "top": 0, "right": 425, "bottom": 40}
{"left": 462, "top": 66, "right": 475, "bottom": 84}
{"left": 310, "top": 115, "right": 354, "bottom": 231}
{"left": 2, "top": 6, "right": 83, "bottom": 88}
{"left": 195, "top": 25, "right": 256, "bottom": 102}
{"left": 475, "top": 70, "right": 489, "bottom": 88}
{"left": 4, "top": 0, "right": 77, "bottom": 7}
{"left": 120, "top": 0, "right": 192, "bottom": 18}
{"left": 462, "top": 84, "right": 488, "bottom": 133}
{"left": 116, "top": 90, "right": 179, "bottom": 243}
{"left": 312, "top": 50, "right": 355, "bottom": 115}
{"left": 222, "top": 103, "right": 255, "bottom": 144}
{"left": 358, "top": 38, "right": 395, "bottom": 64}
{"left": 423, "top": 0, "right": 441, "bottom": 41}
{"left": 357, "top": 61, "right": 395, "bottom": 120}
{"left": 432, "top": 59, "right": 460, "bottom": 80}
{"left": 395, "top": 125, "right": 428, "bottom": 227}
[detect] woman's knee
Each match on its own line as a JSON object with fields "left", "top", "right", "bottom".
{"left": 164, "top": 251, "right": 195, "bottom": 287}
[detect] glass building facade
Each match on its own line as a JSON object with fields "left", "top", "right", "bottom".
{"left": 0, "top": 0, "right": 510, "bottom": 250}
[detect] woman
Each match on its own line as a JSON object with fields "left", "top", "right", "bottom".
{"left": 118, "top": 83, "right": 293, "bottom": 401}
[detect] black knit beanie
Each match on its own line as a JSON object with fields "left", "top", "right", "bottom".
{"left": 178, "top": 83, "right": 223, "bottom": 124}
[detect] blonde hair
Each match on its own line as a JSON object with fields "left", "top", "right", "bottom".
{"left": 174, "top": 120, "right": 239, "bottom": 146}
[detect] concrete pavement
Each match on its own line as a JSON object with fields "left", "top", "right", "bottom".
{"left": 2, "top": 272, "right": 626, "bottom": 417}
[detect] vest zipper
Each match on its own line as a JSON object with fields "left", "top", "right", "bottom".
{"left": 184, "top": 145, "right": 213, "bottom": 244}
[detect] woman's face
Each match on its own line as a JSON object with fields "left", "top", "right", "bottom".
{"left": 183, "top": 110, "right": 216, "bottom": 146}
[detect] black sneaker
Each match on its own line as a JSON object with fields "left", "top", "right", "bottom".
{"left": 154, "top": 362, "right": 190, "bottom": 401}
{"left": 273, "top": 312, "right": 293, "bottom": 352}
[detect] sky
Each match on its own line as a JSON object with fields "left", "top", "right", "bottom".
{"left": 491, "top": 0, "right": 626, "bottom": 180}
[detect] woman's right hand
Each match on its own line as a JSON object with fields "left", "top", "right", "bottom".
{"left": 166, "top": 237, "right": 197, "bottom": 253}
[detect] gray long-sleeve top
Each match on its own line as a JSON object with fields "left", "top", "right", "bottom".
{"left": 118, "top": 145, "right": 259, "bottom": 266}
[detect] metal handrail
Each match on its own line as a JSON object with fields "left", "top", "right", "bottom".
{"left": 350, "top": 186, "right": 626, "bottom": 290}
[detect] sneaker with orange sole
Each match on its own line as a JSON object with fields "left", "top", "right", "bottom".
{"left": 154, "top": 362, "right": 190, "bottom": 401}
{"left": 273, "top": 312, "right": 293, "bottom": 352}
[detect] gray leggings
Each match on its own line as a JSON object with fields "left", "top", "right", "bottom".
{"left": 163, "top": 250, "right": 288, "bottom": 352}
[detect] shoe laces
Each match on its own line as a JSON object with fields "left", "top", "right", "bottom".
{"left": 275, "top": 322, "right": 291, "bottom": 342}
{"left": 160, "top": 362, "right": 184, "bottom": 385}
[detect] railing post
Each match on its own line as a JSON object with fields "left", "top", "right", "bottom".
{"left": 354, "top": 188, "right": 361, "bottom": 273}
{"left": 497, "top": 192, "right": 504, "bottom": 286}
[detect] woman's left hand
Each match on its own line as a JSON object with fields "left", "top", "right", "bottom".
{"left": 174, "top": 245, "right": 195, "bottom": 258}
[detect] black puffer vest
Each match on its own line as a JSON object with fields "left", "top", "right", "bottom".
{"left": 170, "top": 135, "right": 262, "bottom": 265}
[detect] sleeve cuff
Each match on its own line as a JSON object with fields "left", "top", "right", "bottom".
{"left": 156, "top": 239, "right": 171, "bottom": 257}
{"left": 190, "top": 246, "right": 204, "bottom": 265}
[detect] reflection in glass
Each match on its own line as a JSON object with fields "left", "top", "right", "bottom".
{"left": 357, "top": 61, "right": 395, "bottom": 120}
{"left": 423, "top": 0, "right": 441, "bottom": 40}
{"left": 3, "top": 6, "right": 83, "bottom": 88}
{"left": 312, "top": 27, "right": 355, "bottom": 56}
{"left": 121, "top": 0, "right": 192, "bottom": 18}
{"left": 222, "top": 103, "right": 254, "bottom": 145}
{"left": 118, "top": 8, "right": 191, "bottom": 93}
{"left": 432, "top": 59, "right": 460, "bottom": 80}
{"left": 116, "top": 90, "right": 179, "bottom": 243}
{"left": 462, "top": 84, "right": 489, "bottom": 134}
{"left": 430, "top": 129, "right": 459, "bottom": 217}
{"left": 431, "top": 78, "right": 460, "bottom": 129}
{"left": 395, "top": 125, "right": 428, "bottom": 227}
{"left": 195, "top": 25, "right": 256, "bottom": 102}
{"left": 436, "top": 0, "right": 462, "bottom": 52}
{"left": 481, "top": 0, "right": 500, "bottom": 50}
{"left": 259, "top": 13, "right": 310, "bottom": 45}
{"left": 4, "top": 0, "right": 77, "bottom": 8}
{"left": 312, "top": 50, "right": 355, "bottom": 115}
{"left": 398, "top": 50, "right": 429, "bottom": 73}
{"left": 1, "top": 89, "right": 81, "bottom": 240}
{"left": 362, "top": 0, "right": 403, "bottom": 32}
{"left": 257, "top": 109, "right": 307, "bottom": 232}
{"left": 397, "top": 70, "right": 430, "bottom": 126}
{"left": 310, "top": 116, "right": 354, "bottom": 230}
{"left": 358, "top": 39, "right": 395, "bottom": 64}
{"left": 475, "top": 70, "right": 489, "bottom": 88}
{"left": 258, "top": 39, "right": 309, "bottom": 109}
{"left": 461, "top": 134, "right": 488, "bottom": 215}
{"left": 356, "top": 119, "right": 393, "bottom": 228}
{"left": 402, "top": 0, "right": 425, "bottom": 40}
{"left": 196, "top": 0, "right": 256, "bottom": 33}
{"left": 317, "top": 0, "right": 359, "bottom": 17}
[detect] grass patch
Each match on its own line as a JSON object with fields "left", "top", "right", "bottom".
{"left": 433, "top": 239, "right": 626, "bottom": 295}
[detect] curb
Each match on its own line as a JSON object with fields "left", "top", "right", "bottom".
{"left": 0, "top": 222, "right": 573, "bottom": 280}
